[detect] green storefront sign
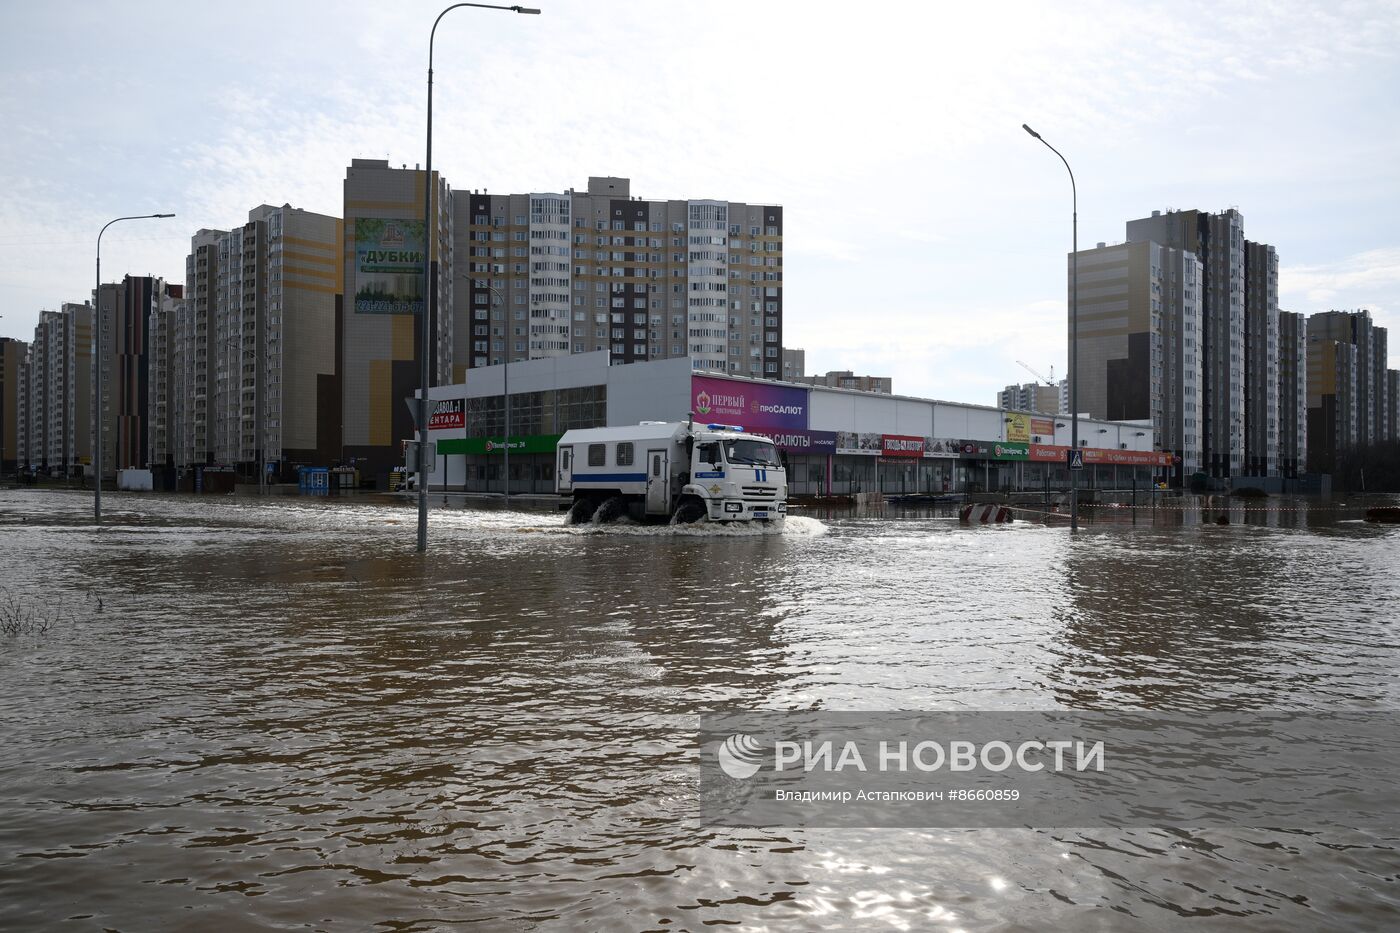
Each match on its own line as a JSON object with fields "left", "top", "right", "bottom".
{"left": 959, "top": 441, "right": 1030, "bottom": 461}
{"left": 437, "top": 434, "right": 562, "bottom": 456}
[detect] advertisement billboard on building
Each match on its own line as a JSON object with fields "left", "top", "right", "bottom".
{"left": 1005, "top": 413, "right": 1030, "bottom": 443}
{"left": 353, "top": 218, "right": 425, "bottom": 315}
{"left": 1031, "top": 417, "right": 1056, "bottom": 438}
{"left": 427, "top": 398, "right": 465, "bottom": 430}
{"left": 768, "top": 429, "right": 837, "bottom": 453}
{"left": 1028, "top": 444, "right": 1170, "bottom": 466}
{"left": 960, "top": 441, "right": 1029, "bottom": 460}
{"left": 836, "top": 431, "right": 884, "bottom": 455}
{"left": 691, "top": 376, "right": 809, "bottom": 432}
{"left": 881, "top": 435, "right": 925, "bottom": 457}
{"left": 437, "top": 434, "right": 562, "bottom": 456}
{"left": 922, "top": 438, "right": 962, "bottom": 458}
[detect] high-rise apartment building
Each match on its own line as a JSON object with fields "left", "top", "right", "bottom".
{"left": 1070, "top": 239, "right": 1203, "bottom": 475}
{"left": 1306, "top": 309, "right": 1389, "bottom": 471}
{"left": 996, "top": 382, "right": 1059, "bottom": 414}
{"left": 343, "top": 159, "right": 452, "bottom": 480}
{"left": 1383, "top": 367, "right": 1394, "bottom": 442}
{"left": 93, "top": 275, "right": 161, "bottom": 475}
{"left": 22, "top": 303, "right": 92, "bottom": 476}
{"left": 1243, "top": 241, "right": 1279, "bottom": 476}
{"left": 165, "top": 206, "right": 342, "bottom": 478}
{"left": 1306, "top": 332, "right": 1356, "bottom": 473}
{"left": 174, "top": 229, "right": 223, "bottom": 468}
{"left": 1125, "top": 208, "right": 1245, "bottom": 477}
{"left": 1277, "top": 311, "right": 1308, "bottom": 477}
{"left": 0, "top": 337, "right": 28, "bottom": 474}
{"left": 255, "top": 205, "right": 342, "bottom": 472}
{"left": 454, "top": 177, "right": 783, "bottom": 379}
{"left": 147, "top": 281, "right": 182, "bottom": 472}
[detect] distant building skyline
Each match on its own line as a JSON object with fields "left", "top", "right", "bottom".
{"left": 996, "top": 381, "right": 1061, "bottom": 415}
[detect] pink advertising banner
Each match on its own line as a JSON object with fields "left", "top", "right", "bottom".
{"left": 691, "top": 376, "right": 810, "bottom": 432}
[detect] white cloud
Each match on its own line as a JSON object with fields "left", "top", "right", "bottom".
{"left": 1280, "top": 248, "right": 1400, "bottom": 331}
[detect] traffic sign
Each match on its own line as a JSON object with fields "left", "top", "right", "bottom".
{"left": 1067, "top": 448, "right": 1084, "bottom": 471}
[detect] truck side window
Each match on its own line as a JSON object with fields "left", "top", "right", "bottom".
{"left": 588, "top": 443, "right": 605, "bottom": 466}
{"left": 652, "top": 455, "right": 662, "bottom": 477}
{"left": 616, "top": 442, "right": 634, "bottom": 466}
{"left": 697, "top": 442, "right": 721, "bottom": 466}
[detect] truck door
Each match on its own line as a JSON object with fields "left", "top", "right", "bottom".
{"left": 646, "top": 448, "right": 669, "bottom": 514}
{"left": 558, "top": 446, "right": 573, "bottom": 492}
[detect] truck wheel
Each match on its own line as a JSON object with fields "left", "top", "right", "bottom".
{"left": 672, "top": 500, "right": 706, "bottom": 524}
{"left": 593, "top": 495, "right": 627, "bottom": 524}
{"left": 566, "top": 498, "right": 598, "bottom": 525}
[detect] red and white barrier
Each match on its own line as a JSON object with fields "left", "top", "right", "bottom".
{"left": 960, "top": 503, "right": 1013, "bottom": 524}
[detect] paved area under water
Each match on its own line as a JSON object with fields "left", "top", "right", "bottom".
{"left": 1, "top": 489, "right": 1397, "bottom": 931}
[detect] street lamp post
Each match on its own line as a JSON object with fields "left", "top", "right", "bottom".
{"left": 1023, "top": 123, "right": 1079, "bottom": 532}
{"left": 418, "top": 1, "right": 540, "bottom": 553}
{"left": 95, "top": 213, "right": 174, "bottom": 523}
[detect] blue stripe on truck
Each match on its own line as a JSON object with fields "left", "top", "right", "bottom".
{"left": 572, "top": 472, "right": 649, "bottom": 483}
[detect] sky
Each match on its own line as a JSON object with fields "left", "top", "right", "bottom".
{"left": 2, "top": 0, "right": 1399, "bottom": 405}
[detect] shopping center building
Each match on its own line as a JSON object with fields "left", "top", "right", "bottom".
{"left": 416, "top": 352, "right": 1170, "bottom": 496}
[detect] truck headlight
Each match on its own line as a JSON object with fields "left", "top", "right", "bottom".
{"left": 724, "top": 502, "right": 743, "bottom": 513}
{"left": 777, "top": 502, "right": 787, "bottom": 512}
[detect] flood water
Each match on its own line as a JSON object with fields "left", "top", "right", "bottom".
{"left": 2, "top": 489, "right": 1398, "bottom": 931}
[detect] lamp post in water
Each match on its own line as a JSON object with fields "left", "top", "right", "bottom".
{"left": 418, "top": 2, "right": 541, "bottom": 552}
{"left": 1022, "top": 123, "right": 1079, "bottom": 532}
{"left": 95, "top": 212, "right": 175, "bottom": 523}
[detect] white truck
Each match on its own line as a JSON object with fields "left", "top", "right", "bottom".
{"left": 556, "top": 419, "right": 788, "bottom": 525}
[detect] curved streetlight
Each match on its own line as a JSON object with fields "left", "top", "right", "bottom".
{"left": 1023, "top": 123, "right": 1079, "bottom": 532}
{"left": 418, "top": 2, "right": 540, "bottom": 553}
{"left": 95, "top": 212, "right": 175, "bottom": 523}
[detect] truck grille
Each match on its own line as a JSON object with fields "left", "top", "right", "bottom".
{"left": 742, "top": 486, "right": 777, "bottom": 499}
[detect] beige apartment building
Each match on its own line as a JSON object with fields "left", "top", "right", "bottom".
{"left": 162, "top": 206, "right": 342, "bottom": 480}
{"left": 996, "top": 382, "right": 1059, "bottom": 414}
{"left": 1070, "top": 239, "right": 1203, "bottom": 476}
{"left": 1306, "top": 309, "right": 1389, "bottom": 472}
{"left": 342, "top": 159, "right": 452, "bottom": 479}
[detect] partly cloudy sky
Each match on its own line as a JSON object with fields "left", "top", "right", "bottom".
{"left": 3, "top": 0, "right": 1399, "bottom": 403}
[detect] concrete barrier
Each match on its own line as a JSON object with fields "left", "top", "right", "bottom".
{"left": 117, "top": 469, "right": 153, "bottom": 492}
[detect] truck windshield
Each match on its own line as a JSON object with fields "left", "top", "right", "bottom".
{"left": 724, "top": 439, "right": 780, "bottom": 466}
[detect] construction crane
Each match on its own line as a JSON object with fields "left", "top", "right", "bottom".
{"left": 1016, "top": 360, "right": 1057, "bottom": 386}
